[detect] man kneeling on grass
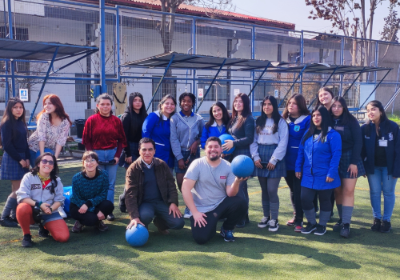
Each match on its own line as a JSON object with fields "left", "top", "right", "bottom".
{"left": 182, "top": 136, "right": 248, "bottom": 244}
{"left": 125, "top": 137, "right": 184, "bottom": 234}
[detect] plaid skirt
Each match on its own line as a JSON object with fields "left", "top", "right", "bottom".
{"left": 253, "top": 144, "right": 287, "bottom": 178}
{"left": 119, "top": 141, "right": 139, "bottom": 168}
{"left": 175, "top": 148, "right": 200, "bottom": 173}
{"left": 339, "top": 149, "right": 366, "bottom": 178}
{"left": 0, "top": 152, "right": 29, "bottom": 180}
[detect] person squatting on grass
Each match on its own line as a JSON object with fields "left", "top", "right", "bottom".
{"left": 182, "top": 137, "right": 248, "bottom": 244}
{"left": 70, "top": 151, "right": 114, "bottom": 233}
{"left": 250, "top": 95, "right": 288, "bottom": 232}
{"left": 282, "top": 94, "right": 311, "bottom": 232}
{"left": 361, "top": 100, "right": 400, "bottom": 233}
{"left": 0, "top": 98, "right": 30, "bottom": 227}
{"left": 330, "top": 97, "right": 365, "bottom": 238}
{"left": 28, "top": 94, "right": 72, "bottom": 164}
{"left": 16, "top": 153, "right": 69, "bottom": 247}
{"left": 118, "top": 92, "right": 148, "bottom": 213}
{"left": 170, "top": 92, "right": 204, "bottom": 218}
{"left": 125, "top": 138, "right": 184, "bottom": 235}
{"left": 142, "top": 94, "right": 177, "bottom": 174}
{"left": 223, "top": 93, "right": 255, "bottom": 228}
{"left": 82, "top": 93, "right": 127, "bottom": 222}
{"left": 295, "top": 106, "right": 342, "bottom": 236}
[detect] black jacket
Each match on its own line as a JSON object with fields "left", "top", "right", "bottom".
{"left": 333, "top": 116, "right": 363, "bottom": 165}
{"left": 361, "top": 120, "right": 400, "bottom": 177}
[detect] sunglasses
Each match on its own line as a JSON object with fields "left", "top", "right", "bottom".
{"left": 41, "top": 159, "right": 54, "bottom": 166}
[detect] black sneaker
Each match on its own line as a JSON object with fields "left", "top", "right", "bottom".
{"left": 107, "top": 214, "right": 115, "bottom": 221}
{"left": 332, "top": 219, "right": 342, "bottom": 232}
{"left": 220, "top": 226, "right": 235, "bottom": 242}
{"left": 340, "top": 223, "right": 350, "bottom": 238}
{"left": 268, "top": 219, "right": 279, "bottom": 232}
{"left": 380, "top": 220, "right": 391, "bottom": 233}
{"left": 301, "top": 223, "right": 317, "bottom": 234}
{"left": 119, "top": 194, "right": 127, "bottom": 213}
{"left": 38, "top": 223, "right": 49, "bottom": 238}
{"left": 314, "top": 224, "right": 327, "bottom": 236}
{"left": 0, "top": 217, "right": 19, "bottom": 227}
{"left": 257, "top": 216, "right": 270, "bottom": 228}
{"left": 371, "top": 218, "right": 381, "bottom": 232}
{"left": 22, "top": 234, "right": 33, "bottom": 247}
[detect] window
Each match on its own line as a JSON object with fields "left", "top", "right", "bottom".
{"left": 197, "top": 81, "right": 228, "bottom": 101}
{"left": 75, "top": 74, "right": 113, "bottom": 102}
{"left": 151, "top": 77, "right": 177, "bottom": 112}
{"left": 254, "top": 82, "right": 276, "bottom": 101}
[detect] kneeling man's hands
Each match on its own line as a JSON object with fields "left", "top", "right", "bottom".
{"left": 193, "top": 211, "right": 207, "bottom": 228}
{"left": 169, "top": 203, "right": 182, "bottom": 218}
{"left": 235, "top": 177, "right": 250, "bottom": 182}
{"left": 126, "top": 218, "right": 145, "bottom": 229}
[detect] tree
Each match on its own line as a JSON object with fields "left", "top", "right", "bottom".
{"left": 380, "top": 2, "right": 400, "bottom": 42}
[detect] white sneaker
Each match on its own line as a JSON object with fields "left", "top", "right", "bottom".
{"left": 183, "top": 207, "right": 192, "bottom": 219}
{"left": 268, "top": 219, "right": 279, "bottom": 232}
{"left": 58, "top": 207, "right": 67, "bottom": 219}
{"left": 258, "top": 216, "right": 270, "bottom": 228}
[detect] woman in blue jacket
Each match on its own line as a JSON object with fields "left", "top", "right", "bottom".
{"left": 200, "top": 102, "right": 230, "bottom": 149}
{"left": 295, "top": 106, "right": 342, "bottom": 236}
{"left": 282, "top": 94, "right": 310, "bottom": 232}
{"left": 361, "top": 100, "right": 400, "bottom": 233}
{"left": 142, "top": 94, "right": 176, "bottom": 172}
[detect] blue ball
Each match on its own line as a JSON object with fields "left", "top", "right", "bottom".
{"left": 219, "top": 134, "right": 235, "bottom": 155}
{"left": 231, "top": 155, "right": 254, "bottom": 178}
{"left": 125, "top": 224, "right": 149, "bottom": 247}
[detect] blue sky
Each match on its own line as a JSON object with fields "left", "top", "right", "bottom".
{"left": 231, "top": 0, "right": 395, "bottom": 40}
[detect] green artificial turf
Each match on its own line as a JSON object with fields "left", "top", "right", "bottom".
{"left": 1, "top": 160, "right": 400, "bottom": 279}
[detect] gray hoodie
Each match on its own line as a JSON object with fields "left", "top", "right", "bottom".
{"left": 17, "top": 173, "right": 65, "bottom": 212}
{"left": 170, "top": 111, "right": 204, "bottom": 161}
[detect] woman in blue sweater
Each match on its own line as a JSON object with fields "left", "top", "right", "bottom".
{"left": 142, "top": 94, "right": 177, "bottom": 172}
{"left": 0, "top": 97, "right": 30, "bottom": 227}
{"left": 70, "top": 151, "right": 114, "bottom": 233}
{"left": 295, "top": 106, "right": 342, "bottom": 236}
{"left": 200, "top": 102, "right": 230, "bottom": 149}
{"left": 361, "top": 100, "right": 400, "bottom": 233}
{"left": 282, "top": 94, "right": 310, "bottom": 232}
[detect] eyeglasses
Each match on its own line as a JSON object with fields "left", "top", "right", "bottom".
{"left": 84, "top": 158, "right": 96, "bottom": 163}
{"left": 41, "top": 159, "right": 54, "bottom": 165}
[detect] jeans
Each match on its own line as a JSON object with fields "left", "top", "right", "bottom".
{"left": 367, "top": 166, "right": 398, "bottom": 221}
{"left": 139, "top": 201, "right": 185, "bottom": 230}
{"left": 94, "top": 148, "right": 118, "bottom": 204}
{"left": 70, "top": 201, "right": 114, "bottom": 226}
{"left": 29, "top": 148, "right": 54, "bottom": 167}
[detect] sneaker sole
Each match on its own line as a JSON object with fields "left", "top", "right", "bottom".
{"left": 301, "top": 228, "right": 316, "bottom": 234}
{"left": 183, "top": 214, "right": 192, "bottom": 219}
{"left": 268, "top": 226, "right": 279, "bottom": 232}
{"left": 314, "top": 230, "right": 327, "bottom": 236}
{"left": 286, "top": 221, "right": 295, "bottom": 226}
{"left": 258, "top": 224, "right": 268, "bottom": 228}
{"left": 220, "top": 232, "right": 235, "bottom": 242}
{"left": 294, "top": 228, "right": 302, "bottom": 233}
{"left": 380, "top": 228, "right": 391, "bottom": 233}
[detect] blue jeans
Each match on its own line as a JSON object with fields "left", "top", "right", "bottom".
{"left": 94, "top": 148, "right": 118, "bottom": 204}
{"left": 367, "top": 166, "right": 398, "bottom": 221}
{"left": 29, "top": 148, "right": 54, "bottom": 167}
{"left": 139, "top": 201, "right": 185, "bottom": 230}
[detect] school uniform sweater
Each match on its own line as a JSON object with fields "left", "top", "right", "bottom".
{"left": 227, "top": 115, "right": 255, "bottom": 148}
{"left": 200, "top": 122, "right": 227, "bottom": 149}
{"left": 250, "top": 118, "right": 289, "bottom": 165}
{"left": 285, "top": 115, "right": 311, "bottom": 171}
{"left": 1, "top": 119, "right": 30, "bottom": 162}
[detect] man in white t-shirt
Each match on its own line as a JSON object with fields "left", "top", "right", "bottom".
{"left": 182, "top": 136, "right": 248, "bottom": 244}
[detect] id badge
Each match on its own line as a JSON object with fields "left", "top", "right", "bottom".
{"left": 379, "top": 138, "right": 388, "bottom": 147}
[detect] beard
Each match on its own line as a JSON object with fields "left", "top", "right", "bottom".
{"left": 208, "top": 155, "right": 220, "bottom": 161}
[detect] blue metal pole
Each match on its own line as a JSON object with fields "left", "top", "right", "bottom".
{"left": 10, "top": 59, "right": 16, "bottom": 97}
{"left": 192, "top": 18, "right": 197, "bottom": 111}
{"left": 359, "top": 69, "right": 391, "bottom": 109}
{"left": 7, "top": 0, "right": 13, "bottom": 39}
{"left": 251, "top": 26, "right": 256, "bottom": 112}
{"left": 300, "top": 31, "right": 304, "bottom": 64}
{"left": 339, "top": 38, "right": 344, "bottom": 95}
{"left": 100, "top": 0, "right": 107, "bottom": 94}
{"left": 28, "top": 47, "right": 59, "bottom": 125}
{"left": 116, "top": 6, "right": 121, "bottom": 82}
{"left": 342, "top": 67, "right": 366, "bottom": 98}
{"left": 5, "top": 60, "right": 9, "bottom": 104}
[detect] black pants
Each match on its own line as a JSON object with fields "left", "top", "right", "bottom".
{"left": 301, "top": 187, "right": 333, "bottom": 212}
{"left": 70, "top": 201, "right": 114, "bottom": 226}
{"left": 190, "top": 196, "right": 247, "bottom": 245}
{"left": 285, "top": 170, "right": 303, "bottom": 221}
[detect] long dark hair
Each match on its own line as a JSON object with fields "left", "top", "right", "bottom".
{"left": 256, "top": 95, "right": 282, "bottom": 134}
{"left": 1, "top": 97, "right": 27, "bottom": 128}
{"left": 157, "top": 94, "right": 177, "bottom": 123}
{"left": 129, "top": 92, "right": 147, "bottom": 117}
{"left": 314, "top": 87, "right": 334, "bottom": 109}
{"left": 205, "top": 102, "right": 230, "bottom": 130}
{"left": 329, "top": 96, "right": 358, "bottom": 125}
{"left": 365, "top": 100, "right": 390, "bottom": 137}
{"left": 95, "top": 93, "right": 114, "bottom": 115}
{"left": 37, "top": 94, "right": 72, "bottom": 125}
{"left": 128, "top": 92, "right": 148, "bottom": 133}
{"left": 31, "top": 153, "right": 59, "bottom": 194}
{"left": 282, "top": 94, "right": 310, "bottom": 119}
{"left": 229, "top": 93, "right": 251, "bottom": 129}
{"left": 302, "top": 106, "right": 331, "bottom": 145}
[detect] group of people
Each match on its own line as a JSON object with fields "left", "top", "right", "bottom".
{"left": 0, "top": 87, "right": 399, "bottom": 247}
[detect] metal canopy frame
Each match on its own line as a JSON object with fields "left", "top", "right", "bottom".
{"left": 0, "top": 39, "right": 98, "bottom": 124}
{"left": 121, "top": 52, "right": 391, "bottom": 112}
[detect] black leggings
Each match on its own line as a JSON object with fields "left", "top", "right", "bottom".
{"left": 285, "top": 170, "right": 303, "bottom": 220}
{"left": 70, "top": 201, "right": 114, "bottom": 226}
{"left": 301, "top": 187, "right": 333, "bottom": 212}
